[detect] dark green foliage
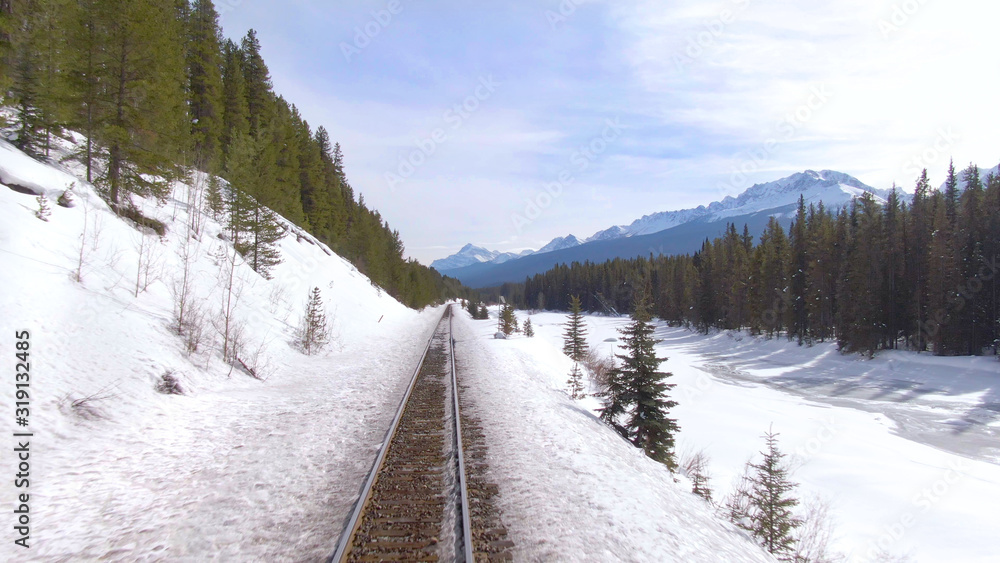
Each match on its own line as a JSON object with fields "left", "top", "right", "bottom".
{"left": 186, "top": 0, "right": 224, "bottom": 170}
{"left": 562, "top": 295, "right": 588, "bottom": 361}
{"left": 599, "top": 294, "right": 679, "bottom": 469}
{"left": 744, "top": 430, "right": 802, "bottom": 560}
{"left": 524, "top": 317, "right": 535, "bottom": 337}
{"left": 499, "top": 303, "right": 517, "bottom": 336}
{"left": 224, "top": 130, "right": 284, "bottom": 279}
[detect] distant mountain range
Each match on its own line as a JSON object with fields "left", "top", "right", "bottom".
{"left": 430, "top": 236, "right": 583, "bottom": 271}
{"left": 433, "top": 167, "right": 994, "bottom": 288}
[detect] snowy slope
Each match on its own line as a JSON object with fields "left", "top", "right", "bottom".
{"left": 525, "top": 311, "right": 1000, "bottom": 562}
{"left": 453, "top": 311, "right": 774, "bottom": 562}
{"left": 0, "top": 138, "right": 443, "bottom": 560}
{"left": 590, "top": 170, "right": 892, "bottom": 241}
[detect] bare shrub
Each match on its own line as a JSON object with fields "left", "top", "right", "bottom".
{"left": 237, "top": 336, "right": 274, "bottom": 381}
{"left": 720, "top": 459, "right": 755, "bottom": 530}
{"left": 155, "top": 370, "right": 185, "bottom": 395}
{"left": 180, "top": 299, "right": 210, "bottom": 355}
{"left": 62, "top": 384, "right": 117, "bottom": 420}
{"left": 794, "top": 497, "right": 844, "bottom": 563}
{"left": 583, "top": 346, "right": 614, "bottom": 390}
{"left": 681, "top": 449, "right": 714, "bottom": 502}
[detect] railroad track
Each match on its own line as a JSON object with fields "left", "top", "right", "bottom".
{"left": 330, "top": 305, "right": 513, "bottom": 562}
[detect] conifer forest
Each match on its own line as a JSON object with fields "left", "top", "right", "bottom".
{"left": 0, "top": 0, "right": 467, "bottom": 308}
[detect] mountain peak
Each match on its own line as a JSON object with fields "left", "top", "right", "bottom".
{"left": 593, "top": 169, "right": 887, "bottom": 240}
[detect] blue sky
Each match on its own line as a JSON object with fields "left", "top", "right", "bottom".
{"left": 218, "top": 0, "right": 1000, "bottom": 264}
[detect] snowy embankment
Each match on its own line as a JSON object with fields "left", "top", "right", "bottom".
{"left": 523, "top": 311, "right": 1000, "bottom": 562}
{"left": 452, "top": 311, "right": 774, "bottom": 562}
{"left": 0, "top": 138, "right": 440, "bottom": 560}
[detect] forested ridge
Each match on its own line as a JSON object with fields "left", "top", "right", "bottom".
{"left": 0, "top": 0, "right": 468, "bottom": 308}
{"left": 501, "top": 165, "right": 1000, "bottom": 356}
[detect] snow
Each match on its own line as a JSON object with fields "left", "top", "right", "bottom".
{"left": 0, "top": 137, "right": 441, "bottom": 560}
{"left": 432, "top": 234, "right": 581, "bottom": 272}
{"left": 453, "top": 310, "right": 774, "bottom": 562}
{"left": 586, "top": 169, "right": 896, "bottom": 241}
{"left": 522, "top": 311, "right": 1000, "bottom": 562}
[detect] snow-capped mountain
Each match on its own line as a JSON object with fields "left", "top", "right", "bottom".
{"left": 536, "top": 234, "right": 582, "bottom": 254}
{"left": 589, "top": 170, "right": 893, "bottom": 242}
{"left": 433, "top": 235, "right": 580, "bottom": 272}
{"left": 430, "top": 244, "right": 507, "bottom": 271}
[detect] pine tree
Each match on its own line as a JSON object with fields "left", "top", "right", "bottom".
{"left": 241, "top": 28, "right": 272, "bottom": 136}
{"left": 566, "top": 362, "right": 584, "bottom": 399}
{"left": 220, "top": 38, "right": 249, "bottom": 169}
{"left": 224, "top": 131, "right": 285, "bottom": 278}
{"left": 524, "top": 317, "right": 535, "bottom": 337}
{"left": 35, "top": 194, "right": 51, "bottom": 221}
{"left": 499, "top": 303, "right": 517, "bottom": 336}
{"left": 296, "top": 286, "right": 330, "bottom": 355}
{"left": 186, "top": 0, "right": 224, "bottom": 171}
{"left": 95, "top": 0, "right": 188, "bottom": 205}
{"left": 746, "top": 429, "right": 802, "bottom": 560}
{"left": 562, "top": 294, "right": 588, "bottom": 362}
{"left": 599, "top": 294, "right": 679, "bottom": 469}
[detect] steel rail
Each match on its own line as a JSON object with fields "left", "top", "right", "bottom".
{"left": 451, "top": 309, "right": 476, "bottom": 562}
{"left": 328, "top": 307, "right": 445, "bottom": 563}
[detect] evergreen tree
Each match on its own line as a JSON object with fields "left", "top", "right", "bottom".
{"left": 944, "top": 159, "right": 959, "bottom": 224}
{"left": 225, "top": 130, "right": 284, "bottom": 278}
{"left": 240, "top": 28, "right": 272, "bottom": 136}
{"left": 524, "top": 317, "right": 535, "bottom": 337}
{"left": 746, "top": 429, "right": 802, "bottom": 560}
{"left": 186, "top": 0, "right": 224, "bottom": 170}
{"left": 296, "top": 286, "right": 330, "bottom": 355}
{"left": 499, "top": 303, "right": 517, "bottom": 336}
{"left": 599, "top": 294, "right": 679, "bottom": 469}
{"left": 94, "top": 0, "right": 188, "bottom": 205}
{"left": 35, "top": 194, "right": 51, "bottom": 221}
{"left": 562, "top": 294, "right": 588, "bottom": 362}
{"left": 220, "top": 38, "right": 249, "bottom": 169}
{"left": 566, "top": 362, "right": 584, "bottom": 399}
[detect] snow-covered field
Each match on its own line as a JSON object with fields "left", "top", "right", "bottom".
{"left": 0, "top": 138, "right": 440, "bottom": 561}
{"left": 452, "top": 311, "right": 773, "bottom": 562}
{"left": 514, "top": 311, "right": 1000, "bottom": 562}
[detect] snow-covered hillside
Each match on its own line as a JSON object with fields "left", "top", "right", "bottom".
{"left": 0, "top": 138, "right": 443, "bottom": 560}
{"left": 590, "top": 170, "right": 893, "bottom": 241}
